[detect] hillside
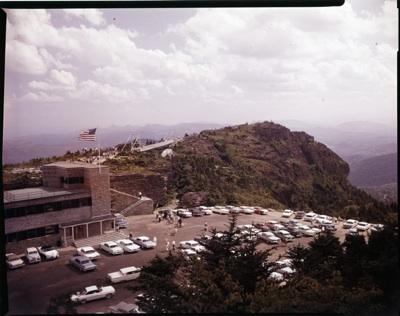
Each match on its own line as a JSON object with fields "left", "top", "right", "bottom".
{"left": 4, "top": 121, "right": 397, "bottom": 223}
{"left": 348, "top": 153, "right": 397, "bottom": 187}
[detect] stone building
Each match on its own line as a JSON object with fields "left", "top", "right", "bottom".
{"left": 4, "top": 161, "right": 114, "bottom": 252}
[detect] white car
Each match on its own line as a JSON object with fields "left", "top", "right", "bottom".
{"left": 213, "top": 208, "right": 230, "bottom": 215}
{"left": 37, "top": 245, "right": 59, "bottom": 260}
{"left": 202, "top": 209, "right": 213, "bottom": 215}
{"left": 176, "top": 209, "right": 192, "bottom": 218}
{"left": 303, "top": 229, "right": 317, "bottom": 237}
{"left": 268, "top": 272, "right": 284, "bottom": 282}
{"left": 100, "top": 241, "right": 124, "bottom": 255}
{"left": 356, "top": 222, "right": 371, "bottom": 231}
{"left": 276, "top": 230, "right": 294, "bottom": 242}
{"left": 241, "top": 208, "right": 255, "bottom": 215}
{"left": 107, "top": 266, "right": 141, "bottom": 284}
{"left": 77, "top": 247, "right": 101, "bottom": 260}
{"left": 346, "top": 227, "right": 359, "bottom": 236}
{"left": 179, "top": 240, "right": 201, "bottom": 249}
{"left": 25, "top": 247, "right": 41, "bottom": 264}
{"left": 255, "top": 208, "right": 269, "bottom": 215}
{"left": 343, "top": 219, "right": 358, "bottom": 229}
{"left": 132, "top": 236, "right": 157, "bottom": 249}
{"left": 116, "top": 239, "right": 141, "bottom": 253}
{"left": 282, "top": 209, "right": 294, "bottom": 218}
{"left": 70, "top": 285, "right": 116, "bottom": 303}
{"left": 180, "top": 248, "right": 198, "bottom": 260}
{"left": 272, "top": 224, "right": 286, "bottom": 231}
{"left": 303, "top": 212, "right": 317, "bottom": 222}
{"left": 6, "top": 253, "right": 25, "bottom": 270}
{"left": 258, "top": 231, "right": 281, "bottom": 244}
{"left": 310, "top": 227, "right": 322, "bottom": 234}
{"left": 314, "top": 215, "right": 332, "bottom": 224}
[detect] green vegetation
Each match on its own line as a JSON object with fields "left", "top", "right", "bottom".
{"left": 133, "top": 215, "right": 399, "bottom": 315}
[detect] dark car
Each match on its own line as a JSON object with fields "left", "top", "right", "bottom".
{"left": 294, "top": 211, "right": 305, "bottom": 219}
{"left": 191, "top": 209, "right": 205, "bottom": 217}
{"left": 319, "top": 223, "right": 337, "bottom": 232}
{"left": 254, "top": 223, "right": 270, "bottom": 232}
{"left": 286, "top": 227, "right": 303, "bottom": 238}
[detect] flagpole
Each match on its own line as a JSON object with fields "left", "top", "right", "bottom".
{"left": 97, "top": 129, "right": 101, "bottom": 174}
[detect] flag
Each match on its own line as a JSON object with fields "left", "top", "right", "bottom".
{"left": 79, "top": 128, "right": 97, "bottom": 141}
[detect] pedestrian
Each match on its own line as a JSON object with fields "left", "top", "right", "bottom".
{"left": 155, "top": 212, "right": 159, "bottom": 221}
{"left": 153, "top": 236, "right": 157, "bottom": 245}
{"left": 158, "top": 215, "right": 162, "bottom": 223}
{"left": 166, "top": 241, "right": 170, "bottom": 252}
{"left": 178, "top": 217, "right": 182, "bottom": 228}
{"left": 172, "top": 240, "right": 176, "bottom": 251}
{"left": 204, "top": 221, "right": 208, "bottom": 233}
{"left": 129, "top": 232, "right": 133, "bottom": 239}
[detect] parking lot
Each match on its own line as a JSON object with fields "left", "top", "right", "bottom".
{"left": 6, "top": 209, "right": 363, "bottom": 314}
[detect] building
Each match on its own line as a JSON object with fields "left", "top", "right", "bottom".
{"left": 4, "top": 161, "right": 115, "bottom": 252}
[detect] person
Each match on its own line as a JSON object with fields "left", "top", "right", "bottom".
{"left": 166, "top": 241, "right": 170, "bottom": 252}
{"left": 204, "top": 221, "right": 208, "bottom": 233}
{"left": 158, "top": 215, "right": 162, "bottom": 223}
{"left": 178, "top": 217, "right": 182, "bottom": 228}
{"left": 172, "top": 240, "right": 176, "bottom": 251}
{"left": 153, "top": 236, "right": 157, "bottom": 245}
{"left": 139, "top": 191, "right": 142, "bottom": 198}
{"left": 129, "top": 232, "right": 133, "bottom": 239}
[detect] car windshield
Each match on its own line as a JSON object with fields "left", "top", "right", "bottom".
{"left": 43, "top": 246, "right": 54, "bottom": 251}
{"left": 123, "top": 241, "right": 133, "bottom": 245}
{"left": 28, "top": 250, "right": 37, "bottom": 254}
{"left": 109, "top": 244, "right": 116, "bottom": 248}
{"left": 81, "top": 260, "right": 90, "bottom": 264}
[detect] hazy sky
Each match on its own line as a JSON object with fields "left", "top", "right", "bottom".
{"left": 4, "top": 1, "right": 397, "bottom": 138}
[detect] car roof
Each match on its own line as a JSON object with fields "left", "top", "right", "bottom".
{"left": 85, "top": 286, "right": 98, "bottom": 292}
{"left": 80, "top": 246, "right": 95, "bottom": 251}
{"left": 104, "top": 241, "right": 117, "bottom": 245}
{"left": 120, "top": 266, "right": 140, "bottom": 274}
{"left": 74, "top": 255, "right": 89, "bottom": 261}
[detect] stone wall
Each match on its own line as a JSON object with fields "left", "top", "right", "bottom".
{"left": 121, "top": 198, "right": 154, "bottom": 216}
{"left": 110, "top": 173, "right": 168, "bottom": 208}
{"left": 110, "top": 189, "right": 139, "bottom": 213}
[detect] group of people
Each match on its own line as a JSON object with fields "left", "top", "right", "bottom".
{"left": 165, "top": 240, "right": 176, "bottom": 252}
{"left": 155, "top": 211, "right": 184, "bottom": 228}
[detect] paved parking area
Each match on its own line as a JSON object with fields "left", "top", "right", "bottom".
{"left": 6, "top": 210, "right": 360, "bottom": 314}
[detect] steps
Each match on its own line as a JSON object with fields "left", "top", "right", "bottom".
{"left": 73, "top": 231, "right": 129, "bottom": 248}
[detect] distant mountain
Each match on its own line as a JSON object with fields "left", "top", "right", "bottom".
{"left": 2, "top": 122, "right": 223, "bottom": 164}
{"left": 348, "top": 153, "right": 397, "bottom": 187}
{"left": 279, "top": 120, "right": 397, "bottom": 163}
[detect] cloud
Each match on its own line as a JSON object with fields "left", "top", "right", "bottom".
{"left": 20, "top": 91, "right": 64, "bottom": 102}
{"left": 6, "top": 40, "right": 48, "bottom": 74}
{"left": 63, "top": 9, "right": 106, "bottom": 26}
{"left": 50, "top": 69, "right": 76, "bottom": 86}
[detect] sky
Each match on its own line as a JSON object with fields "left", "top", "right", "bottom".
{"left": 3, "top": 1, "right": 398, "bottom": 138}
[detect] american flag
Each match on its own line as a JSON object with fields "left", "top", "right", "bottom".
{"left": 79, "top": 128, "right": 97, "bottom": 141}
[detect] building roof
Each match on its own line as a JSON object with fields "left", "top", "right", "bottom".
{"left": 43, "top": 161, "right": 107, "bottom": 169}
{"left": 4, "top": 187, "right": 90, "bottom": 203}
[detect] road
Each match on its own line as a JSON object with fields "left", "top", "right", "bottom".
{"left": 6, "top": 210, "right": 357, "bottom": 314}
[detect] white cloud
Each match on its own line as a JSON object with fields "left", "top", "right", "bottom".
{"left": 49, "top": 69, "right": 76, "bottom": 86}
{"left": 6, "top": 40, "right": 48, "bottom": 74}
{"left": 63, "top": 9, "right": 106, "bottom": 26}
{"left": 20, "top": 91, "right": 64, "bottom": 102}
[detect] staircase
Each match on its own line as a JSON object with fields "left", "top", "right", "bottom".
{"left": 121, "top": 197, "right": 153, "bottom": 216}
{"left": 73, "top": 231, "right": 129, "bottom": 248}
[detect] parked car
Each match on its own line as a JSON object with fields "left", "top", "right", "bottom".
{"left": 258, "top": 231, "right": 281, "bottom": 244}
{"left": 241, "top": 208, "right": 255, "bottom": 215}
{"left": 107, "top": 266, "right": 141, "bottom": 284}
{"left": 370, "top": 224, "right": 384, "bottom": 232}
{"left": 286, "top": 227, "right": 303, "bottom": 238}
{"left": 194, "top": 235, "right": 212, "bottom": 246}
{"left": 254, "top": 207, "right": 269, "bottom": 215}
{"left": 70, "top": 255, "right": 97, "bottom": 272}
{"left": 343, "top": 219, "right": 358, "bottom": 229}
{"left": 356, "top": 222, "right": 371, "bottom": 231}
{"left": 229, "top": 207, "right": 241, "bottom": 214}
{"left": 176, "top": 209, "right": 192, "bottom": 218}
{"left": 100, "top": 241, "right": 124, "bottom": 255}
{"left": 275, "top": 230, "right": 294, "bottom": 242}
{"left": 109, "top": 301, "right": 143, "bottom": 314}
{"left": 314, "top": 215, "right": 332, "bottom": 224}
{"left": 25, "top": 247, "right": 41, "bottom": 264}
{"left": 37, "top": 245, "right": 59, "bottom": 260}
{"left": 6, "top": 253, "right": 25, "bottom": 270}
{"left": 180, "top": 248, "right": 198, "bottom": 260}
{"left": 77, "top": 246, "right": 101, "bottom": 260}
{"left": 266, "top": 220, "right": 279, "bottom": 229}
{"left": 132, "top": 236, "right": 157, "bottom": 249}
{"left": 303, "top": 229, "right": 317, "bottom": 237}
{"left": 319, "top": 223, "right": 337, "bottom": 232}
{"left": 202, "top": 209, "right": 213, "bottom": 215}
{"left": 179, "top": 240, "right": 201, "bottom": 249}
{"left": 70, "top": 285, "right": 116, "bottom": 303}
{"left": 272, "top": 224, "right": 286, "bottom": 231}
{"left": 303, "top": 212, "right": 317, "bottom": 222}
{"left": 282, "top": 209, "right": 294, "bottom": 218}
{"left": 114, "top": 213, "right": 128, "bottom": 229}
{"left": 213, "top": 208, "right": 230, "bottom": 215}
{"left": 294, "top": 211, "right": 305, "bottom": 219}
{"left": 346, "top": 227, "right": 359, "bottom": 236}
{"left": 191, "top": 209, "right": 205, "bottom": 217}
{"left": 254, "top": 222, "right": 270, "bottom": 231}
{"left": 116, "top": 239, "right": 141, "bottom": 253}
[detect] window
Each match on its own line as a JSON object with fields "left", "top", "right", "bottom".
{"left": 6, "top": 225, "right": 59, "bottom": 243}
{"left": 62, "top": 177, "right": 84, "bottom": 184}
